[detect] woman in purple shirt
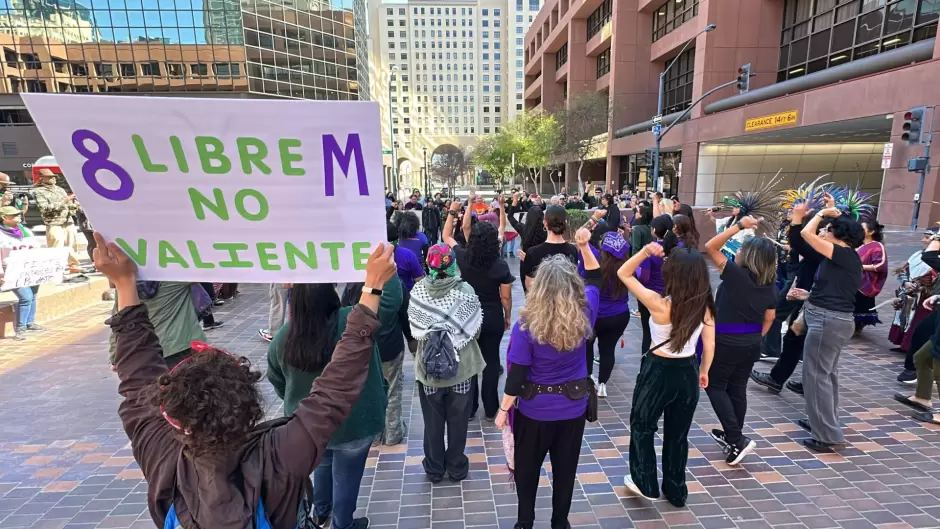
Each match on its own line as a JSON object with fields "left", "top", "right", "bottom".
{"left": 635, "top": 215, "right": 678, "bottom": 353}
{"left": 578, "top": 228, "right": 631, "bottom": 399}
{"left": 495, "top": 228, "right": 601, "bottom": 529}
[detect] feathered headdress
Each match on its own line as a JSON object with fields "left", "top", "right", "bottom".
{"left": 780, "top": 174, "right": 831, "bottom": 212}
{"left": 828, "top": 183, "right": 877, "bottom": 221}
{"left": 720, "top": 169, "right": 784, "bottom": 219}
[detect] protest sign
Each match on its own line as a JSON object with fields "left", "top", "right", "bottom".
{"left": 1, "top": 247, "right": 69, "bottom": 291}
{"left": 22, "top": 94, "right": 385, "bottom": 283}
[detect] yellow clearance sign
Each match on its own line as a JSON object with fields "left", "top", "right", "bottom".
{"left": 745, "top": 110, "right": 799, "bottom": 132}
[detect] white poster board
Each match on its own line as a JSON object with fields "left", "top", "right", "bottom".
{"left": 22, "top": 94, "right": 385, "bottom": 283}
{"left": 1, "top": 247, "right": 69, "bottom": 291}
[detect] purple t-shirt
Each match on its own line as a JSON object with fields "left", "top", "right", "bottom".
{"left": 397, "top": 232, "right": 429, "bottom": 263}
{"left": 578, "top": 245, "right": 629, "bottom": 318}
{"left": 636, "top": 241, "right": 665, "bottom": 294}
{"left": 507, "top": 284, "right": 600, "bottom": 421}
{"left": 394, "top": 246, "right": 424, "bottom": 291}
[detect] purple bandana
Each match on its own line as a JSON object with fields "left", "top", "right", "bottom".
{"left": 601, "top": 231, "right": 629, "bottom": 260}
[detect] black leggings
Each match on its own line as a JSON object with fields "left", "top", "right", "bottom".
{"left": 638, "top": 301, "right": 652, "bottom": 354}
{"left": 513, "top": 410, "right": 586, "bottom": 529}
{"left": 906, "top": 311, "right": 937, "bottom": 370}
{"left": 586, "top": 311, "right": 630, "bottom": 383}
{"left": 472, "top": 313, "right": 506, "bottom": 418}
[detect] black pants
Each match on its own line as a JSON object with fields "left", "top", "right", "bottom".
{"left": 418, "top": 383, "right": 471, "bottom": 480}
{"left": 638, "top": 301, "right": 652, "bottom": 354}
{"left": 629, "top": 354, "right": 698, "bottom": 506}
{"left": 513, "top": 410, "right": 586, "bottom": 529}
{"left": 769, "top": 327, "right": 806, "bottom": 385}
{"left": 399, "top": 287, "right": 415, "bottom": 343}
{"left": 761, "top": 295, "right": 801, "bottom": 358}
{"left": 586, "top": 311, "right": 631, "bottom": 383}
{"left": 906, "top": 311, "right": 937, "bottom": 370}
{"left": 471, "top": 313, "right": 506, "bottom": 418}
{"left": 705, "top": 342, "right": 758, "bottom": 447}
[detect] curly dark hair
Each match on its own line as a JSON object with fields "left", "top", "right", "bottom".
{"left": 398, "top": 211, "right": 421, "bottom": 240}
{"left": 829, "top": 215, "right": 866, "bottom": 249}
{"left": 150, "top": 352, "right": 264, "bottom": 456}
{"left": 467, "top": 221, "right": 501, "bottom": 270}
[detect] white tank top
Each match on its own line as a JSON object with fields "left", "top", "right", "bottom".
{"left": 648, "top": 318, "right": 704, "bottom": 358}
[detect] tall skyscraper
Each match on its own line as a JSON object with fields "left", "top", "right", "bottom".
{"left": 370, "top": 0, "right": 538, "bottom": 190}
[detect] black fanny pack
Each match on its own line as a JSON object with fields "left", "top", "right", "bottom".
{"left": 519, "top": 378, "right": 597, "bottom": 422}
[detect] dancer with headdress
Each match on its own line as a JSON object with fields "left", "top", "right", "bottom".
{"left": 829, "top": 184, "right": 886, "bottom": 337}
{"left": 707, "top": 172, "right": 783, "bottom": 261}
{"left": 759, "top": 175, "right": 828, "bottom": 361}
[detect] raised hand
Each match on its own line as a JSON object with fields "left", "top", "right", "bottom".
{"left": 92, "top": 232, "right": 137, "bottom": 288}
{"left": 364, "top": 243, "right": 397, "bottom": 289}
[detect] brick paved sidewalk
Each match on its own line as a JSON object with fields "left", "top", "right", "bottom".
{"left": 2, "top": 231, "right": 940, "bottom": 529}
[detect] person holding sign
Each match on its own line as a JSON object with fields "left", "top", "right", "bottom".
{"left": 99, "top": 231, "right": 397, "bottom": 529}
{"left": 0, "top": 205, "right": 43, "bottom": 340}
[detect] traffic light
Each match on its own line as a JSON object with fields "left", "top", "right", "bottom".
{"left": 645, "top": 148, "right": 656, "bottom": 167}
{"left": 736, "top": 64, "right": 751, "bottom": 93}
{"left": 902, "top": 106, "right": 927, "bottom": 145}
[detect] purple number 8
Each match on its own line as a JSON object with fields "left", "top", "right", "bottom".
{"left": 71, "top": 129, "right": 134, "bottom": 201}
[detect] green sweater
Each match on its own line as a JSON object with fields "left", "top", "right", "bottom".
{"left": 267, "top": 276, "right": 402, "bottom": 446}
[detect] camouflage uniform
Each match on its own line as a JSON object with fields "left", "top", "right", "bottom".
{"left": 33, "top": 183, "right": 80, "bottom": 267}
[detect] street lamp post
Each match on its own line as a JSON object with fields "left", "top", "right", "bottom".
{"left": 388, "top": 65, "right": 400, "bottom": 197}
{"left": 652, "top": 23, "right": 716, "bottom": 192}
{"left": 423, "top": 146, "right": 429, "bottom": 199}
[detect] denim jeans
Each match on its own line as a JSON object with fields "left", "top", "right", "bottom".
{"left": 12, "top": 285, "right": 39, "bottom": 331}
{"left": 503, "top": 236, "right": 520, "bottom": 258}
{"left": 313, "top": 436, "right": 372, "bottom": 529}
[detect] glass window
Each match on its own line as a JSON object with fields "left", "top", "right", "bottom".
{"left": 555, "top": 42, "right": 568, "bottom": 69}
{"left": 587, "top": 0, "right": 612, "bottom": 39}
{"left": 661, "top": 48, "right": 693, "bottom": 113}
{"left": 120, "top": 63, "right": 137, "bottom": 77}
{"left": 190, "top": 63, "right": 208, "bottom": 77}
{"left": 652, "top": 0, "right": 700, "bottom": 42}
{"left": 779, "top": 0, "right": 934, "bottom": 80}
{"left": 596, "top": 47, "right": 611, "bottom": 78}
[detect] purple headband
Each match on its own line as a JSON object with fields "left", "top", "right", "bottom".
{"left": 601, "top": 231, "right": 630, "bottom": 260}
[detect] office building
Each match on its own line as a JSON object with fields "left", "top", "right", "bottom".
{"left": 524, "top": 0, "right": 940, "bottom": 227}
{"left": 371, "top": 0, "right": 541, "bottom": 191}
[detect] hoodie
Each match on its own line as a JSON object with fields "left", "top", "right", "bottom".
{"left": 111, "top": 303, "right": 380, "bottom": 529}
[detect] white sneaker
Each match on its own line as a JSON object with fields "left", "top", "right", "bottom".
{"left": 623, "top": 476, "right": 656, "bottom": 500}
{"left": 597, "top": 382, "right": 607, "bottom": 398}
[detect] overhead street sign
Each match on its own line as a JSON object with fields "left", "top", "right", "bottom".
{"left": 652, "top": 123, "right": 662, "bottom": 136}
{"left": 382, "top": 149, "right": 393, "bottom": 155}
{"left": 652, "top": 114, "right": 662, "bottom": 124}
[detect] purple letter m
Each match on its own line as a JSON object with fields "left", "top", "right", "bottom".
{"left": 323, "top": 133, "right": 368, "bottom": 197}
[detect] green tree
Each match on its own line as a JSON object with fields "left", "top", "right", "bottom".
{"left": 556, "top": 91, "right": 611, "bottom": 194}
{"left": 502, "top": 111, "right": 561, "bottom": 192}
{"left": 473, "top": 131, "right": 516, "bottom": 185}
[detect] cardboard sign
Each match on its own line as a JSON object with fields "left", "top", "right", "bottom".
{"left": 22, "top": 94, "right": 385, "bottom": 283}
{"left": 1, "top": 247, "right": 69, "bottom": 291}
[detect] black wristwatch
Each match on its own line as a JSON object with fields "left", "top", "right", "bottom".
{"left": 734, "top": 221, "right": 744, "bottom": 230}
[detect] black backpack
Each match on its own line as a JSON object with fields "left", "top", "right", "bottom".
{"left": 422, "top": 326, "right": 459, "bottom": 380}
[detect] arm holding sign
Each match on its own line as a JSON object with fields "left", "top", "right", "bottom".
{"left": 95, "top": 233, "right": 180, "bottom": 487}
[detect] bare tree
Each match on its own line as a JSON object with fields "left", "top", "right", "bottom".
{"left": 556, "top": 91, "right": 611, "bottom": 194}
{"left": 430, "top": 145, "right": 470, "bottom": 190}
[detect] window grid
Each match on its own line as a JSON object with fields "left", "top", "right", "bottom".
{"left": 651, "top": 0, "right": 700, "bottom": 42}
{"left": 662, "top": 47, "right": 694, "bottom": 114}
{"left": 778, "top": 0, "right": 939, "bottom": 82}
{"left": 555, "top": 42, "right": 568, "bottom": 69}
{"left": 595, "top": 47, "right": 610, "bottom": 78}
{"left": 586, "top": 0, "right": 612, "bottom": 40}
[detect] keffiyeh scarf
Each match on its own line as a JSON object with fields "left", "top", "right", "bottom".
{"left": 408, "top": 277, "right": 483, "bottom": 351}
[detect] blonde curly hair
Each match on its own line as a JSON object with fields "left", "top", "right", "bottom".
{"left": 519, "top": 255, "right": 591, "bottom": 352}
